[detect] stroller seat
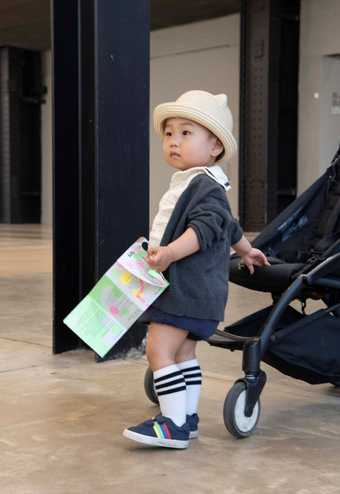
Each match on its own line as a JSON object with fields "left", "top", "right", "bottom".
{"left": 208, "top": 328, "right": 258, "bottom": 351}
{"left": 230, "top": 257, "right": 303, "bottom": 294}
{"left": 230, "top": 147, "right": 340, "bottom": 297}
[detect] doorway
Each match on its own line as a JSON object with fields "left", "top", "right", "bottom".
{"left": 0, "top": 47, "right": 42, "bottom": 223}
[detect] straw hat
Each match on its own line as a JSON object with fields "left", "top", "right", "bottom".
{"left": 153, "top": 90, "right": 237, "bottom": 162}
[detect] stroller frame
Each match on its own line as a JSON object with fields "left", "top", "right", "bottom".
{"left": 208, "top": 252, "right": 340, "bottom": 437}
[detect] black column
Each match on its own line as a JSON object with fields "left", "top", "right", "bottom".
{"left": 52, "top": 0, "right": 81, "bottom": 353}
{"left": 52, "top": 0, "right": 150, "bottom": 358}
{"left": 0, "top": 47, "right": 42, "bottom": 223}
{"left": 239, "top": 0, "right": 300, "bottom": 230}
{"left": 94, "top": 0, "right": 150, "bottom": 360}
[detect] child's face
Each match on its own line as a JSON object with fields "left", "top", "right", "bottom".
{"left": 162, "top": 118, "right": 223, "bottom": 170}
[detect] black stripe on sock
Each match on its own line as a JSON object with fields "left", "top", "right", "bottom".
{"left": 154, "top": 370, "right": 183, "bottom": 383}
{"left": 186, "top": 380, "right": 202, "bottom": 386}
{"left": 184, "top": 372, "right": 202, "bottom": 379}
{"left": 155, "top": 378, "right": 185, "bottom": 390}
{"left": 181, "top": 365, "right": 200, "bottom": 373}
{"left": 157, "top": 386, "right": 187, "bottom": 396}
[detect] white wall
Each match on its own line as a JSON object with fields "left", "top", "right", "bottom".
{"left": 41, "top": 50, "right": 52, "bottom": 225}
{"left": 298, "top": 0, "right": 340, "bottom": 193}
{"left": 150, "top": 15, "right": 240, "bottom": 222}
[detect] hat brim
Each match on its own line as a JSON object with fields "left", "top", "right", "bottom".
{"left": 153, "top": 102, "right": 237, "bottom": 162}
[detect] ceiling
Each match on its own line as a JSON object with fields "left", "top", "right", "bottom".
{"left": 0, "top": 0, "right": 51, "bottom": 51}
{"left": 151, "top": 0, "right": 240, "bottom": 30}
{"left": 0, "top": 0, "right": 240, "bottom": 51}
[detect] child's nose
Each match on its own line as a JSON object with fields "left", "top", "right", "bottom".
{"left": 170, "top": 135, "right": 180, "bottom": 147}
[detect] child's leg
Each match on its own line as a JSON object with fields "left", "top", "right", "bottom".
{"left": 146, "top": 322, "right": 189, "bottom": 370}
{"left": 146, "top": 322, "right": 188, "bottom": 427}
{"left": 175, "top": 339, "right": 202, "bottom": 417}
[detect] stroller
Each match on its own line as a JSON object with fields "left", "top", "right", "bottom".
{"left": 143, "top": 147, "right": 340, "bottom": 439}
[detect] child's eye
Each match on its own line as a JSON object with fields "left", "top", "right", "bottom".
{"left": 165, "top": 131, "right": 172, "bottom": 136}
{"left": 182, "top": 130, "right": 191, "bottom": 136}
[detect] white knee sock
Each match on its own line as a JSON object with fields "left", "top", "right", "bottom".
{"left": 177, "top": 359, "right": 202, "bottom": 416}
{"left": 153, "top": 364, "right": 186, "bottom": 427}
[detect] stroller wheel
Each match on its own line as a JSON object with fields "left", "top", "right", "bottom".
{"left": 223, "top": 381, "right": 261, "bottom": 439}
{"left": 144, "top": 367, "right": 159, "bottom": 405}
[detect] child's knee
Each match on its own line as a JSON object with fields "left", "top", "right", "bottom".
{"left": 146, "top": 339, "right": 173, "bottom": 366}
{"left": 147, "top": 323, "right": 186, "bottom": 351}
{"left": 146, "top": 322, "right": 186, "bottom": 369}
{"left": 175, "top": 339, "right": 197, "bottom": 362}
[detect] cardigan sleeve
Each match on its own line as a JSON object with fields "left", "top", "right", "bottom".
{"left": 230, "top": 217, "right": 244, "bottom": 245}
{"left": 186, "top": 183, "right": 237, "bottom": 251}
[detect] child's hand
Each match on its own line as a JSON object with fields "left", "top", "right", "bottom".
{"left": 241, "top": 248, "right": 270, "bottom": 275}
{"left": 145, "top": 246, "right": 174, "bottom": 272}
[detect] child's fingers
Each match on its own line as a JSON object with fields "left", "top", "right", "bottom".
{"left": 148, "top": 251, "right": 162, "bottom": 267}
{"left": 260, "top": 254, "right": 270, "bottom": 266}
{"left": 146, "top": 254, "right": 156, "bottom": 267}
{"left": 244, "top": 261, "right": 254, "bottom": 275}
{"left": 148, "top": 258, "right": 164, "bottom": 272}
{"left": 259, "top": 251, "right": 270, "bottom": 266}
{"left": 255, "top": 252, "right": 270, "bottom": 266}
{"left": 146, "top": 247, "right": 159, "bottom": 265}
{"left": 146, "top": 257, "right": 154, "bottom": 267}
{"left": 148, "top": 247, "right": 158, "bottom": 256}
{"left": 146, "top": 256, "right": 158, "bottom": 268}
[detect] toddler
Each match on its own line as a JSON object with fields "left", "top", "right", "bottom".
{"left": 123, "top": 90, "right": 269, "bottom": 449}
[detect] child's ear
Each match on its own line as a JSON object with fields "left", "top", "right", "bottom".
{"left": 211, "top": 138, "right": 224, "bottom": 158}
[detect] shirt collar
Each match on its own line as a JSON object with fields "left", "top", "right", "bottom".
{"left": 170, "top": 165, "right": 231, "bottom": 191}
{"left": 204, "top": 165, "right": 231, "bottom": 191}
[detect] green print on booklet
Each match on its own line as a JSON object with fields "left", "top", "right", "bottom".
{"left": 63, "top": 238, "right": 169, "bottom": 357}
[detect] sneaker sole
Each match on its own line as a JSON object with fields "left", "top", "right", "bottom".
{"left": 123, "top": 429, "right": 189, "bottom": 449}
{"left": 189, "top": 430, "right": 199, "bottom": 439}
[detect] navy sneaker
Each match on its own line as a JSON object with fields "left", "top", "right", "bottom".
{"left": 187, "top": 413, "right": 199, "bottom": 439}
{"left": 123, "top": 415, "right": 190, "bottom": 449}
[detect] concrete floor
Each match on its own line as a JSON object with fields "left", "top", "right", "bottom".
{"left": 1, "top": 225, "right": 340, "bottom": 494}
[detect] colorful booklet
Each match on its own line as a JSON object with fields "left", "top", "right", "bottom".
{"left": 63, "top": 237, "right": 169, "bottom": 357}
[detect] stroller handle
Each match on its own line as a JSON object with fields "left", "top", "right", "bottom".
{"left": 259, "top": 252, "right": 340, "bottom": 358}
{"left": 304, "top": 252, "right": 340, "bottom": 285}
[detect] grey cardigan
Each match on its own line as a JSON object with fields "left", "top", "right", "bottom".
{"left": 152, "top": 173, "right": 243, "bottom": 321}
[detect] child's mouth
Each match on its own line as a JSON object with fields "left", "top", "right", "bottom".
{"left": 170, "top": 153, "right": 181, "bottom": 158}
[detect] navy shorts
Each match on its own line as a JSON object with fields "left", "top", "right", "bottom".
{"left": 139, "top": 307, "right": 219, "bottom": 341}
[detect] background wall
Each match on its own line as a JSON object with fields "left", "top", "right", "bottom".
{"left": 41, "top": 15, "right": 240, "bottom": 226}
{"left": 298, "top": 0, "right": 340, "bottom": 193}
{"left": 42, "top": 5, "right": 340, "bottom": 226}
{"left": 150, "top": 14, "right": 240, "bottom": 223}
{"left": 41, "top": 50, "right": 52, "bottom": 224}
